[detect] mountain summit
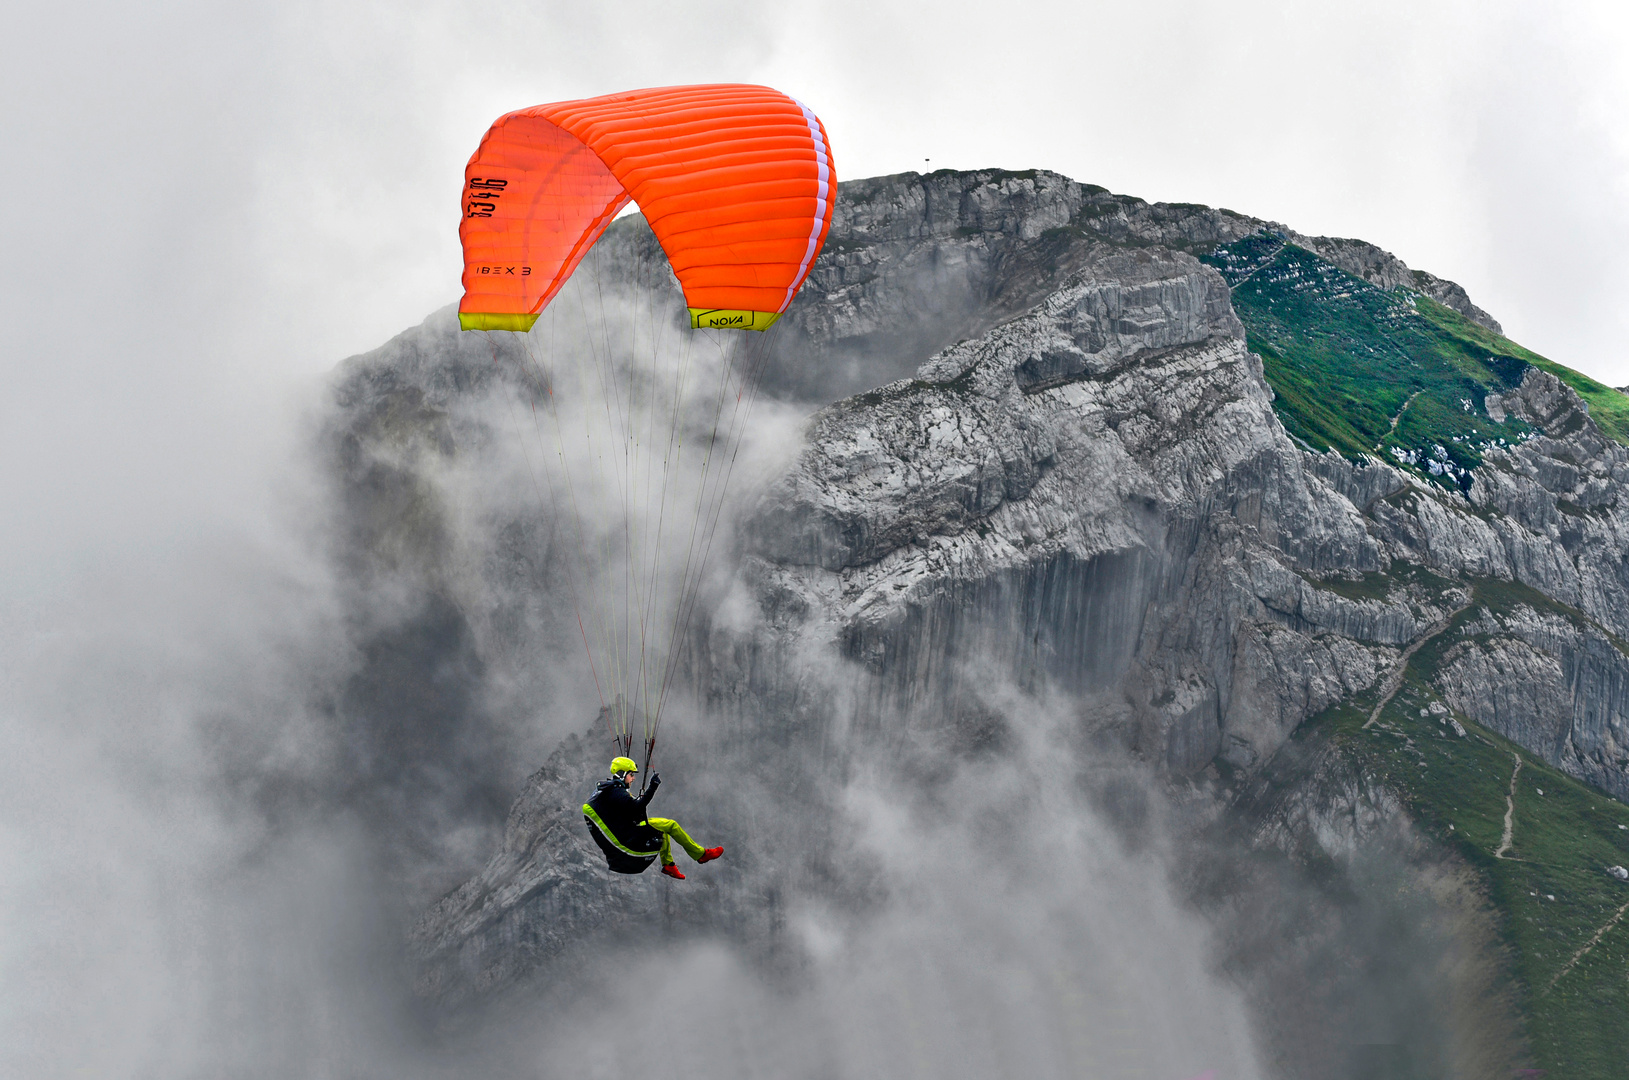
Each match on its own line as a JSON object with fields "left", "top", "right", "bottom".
{"left": 327, "top": 169, "right": 1629, "bottom": 1076}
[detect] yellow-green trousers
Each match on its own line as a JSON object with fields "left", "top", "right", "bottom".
{"left": 642, "top": 817, "right": 706, "bottom": 866}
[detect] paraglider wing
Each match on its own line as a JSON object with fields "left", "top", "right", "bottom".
{"left": 458, "top": 84, "right": 835, "bottom": 332}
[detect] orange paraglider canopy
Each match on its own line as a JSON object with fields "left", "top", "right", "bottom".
{"left": 458, "top": 84, "right": 835, "bottom": 333}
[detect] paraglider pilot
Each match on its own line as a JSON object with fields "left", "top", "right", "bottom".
{"left": 583, "top": 757, "right": 723, "bottom": 880}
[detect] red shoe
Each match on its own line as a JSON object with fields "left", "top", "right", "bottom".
{"left": 661, "top": 864, "right": 685, "bottom": 880}
{"left": 698, "top": 847, "right": 723, "bottom": 864}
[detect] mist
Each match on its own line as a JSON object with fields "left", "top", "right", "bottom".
{"left": 4, "top": 202, "right": 1501, "bottom": 1077}
{"left": 1, "top": 218, "right": 1271, "bottom": 1078}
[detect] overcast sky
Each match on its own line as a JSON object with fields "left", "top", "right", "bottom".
{"left": 2, "top": 0, "right": 1627, "bottom": 589}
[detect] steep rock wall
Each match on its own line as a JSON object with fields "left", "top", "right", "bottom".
{"left": 1436, "top": 604, "right": 1629, "bottom": 801}
{"left": 724, "top": 241, "right": 1396, "bottom": 779}
{"left": 328, "top": 169, "right": 1629, "bottom": 1015}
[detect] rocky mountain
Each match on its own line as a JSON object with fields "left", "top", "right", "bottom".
{"left": 326, "top": 169, "right": 1629, "bottom": 1076}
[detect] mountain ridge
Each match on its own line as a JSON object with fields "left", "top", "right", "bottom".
{"left": 323, "top": 168, "right": 1629, "bottom": 1074}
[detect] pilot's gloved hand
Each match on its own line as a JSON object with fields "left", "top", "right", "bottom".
{"left": 647, "top": 772, "right": 662, "bottom": 791}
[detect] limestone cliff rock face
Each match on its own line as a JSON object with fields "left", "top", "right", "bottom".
{"left": 340, "top": 169, "right": 1629, "bottom": 1010}
{"left": 765, "top": 170, "right": 1255, "bottom": 402}
{"left": 730, "top": 239, "right": 1397, "bottom": 777}
{"left": 1473, "top": 373, "right": 1629, "bottom": 631}
{"left": 1359, "top": 369, "right": 1629, "bottom": 650}
{"left": 1436, "top": 605, "right": 1629, "bottom": 801}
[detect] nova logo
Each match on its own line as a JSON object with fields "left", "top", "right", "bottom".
{"left": 689, "top": 308, "right": 775, "bottom": 331}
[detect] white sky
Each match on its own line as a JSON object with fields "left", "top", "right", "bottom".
{"left": 1, "top": 0, "right": 1627, "bottom": 585}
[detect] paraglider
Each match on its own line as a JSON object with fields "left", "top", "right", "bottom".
{"left": 582, "top": 756, "right": 722, "bottom": 879}
{"left": 456, "top": 85, "right": 833, "bottom": 871}
{"left": 459, "top": 83, "right": 833, "bottom": 334}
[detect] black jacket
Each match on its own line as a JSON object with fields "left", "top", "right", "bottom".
{"left": 583, "top": 774, "right": 662, "bottom": 873}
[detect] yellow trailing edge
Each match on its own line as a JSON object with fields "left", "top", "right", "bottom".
{"left": 461, "top": 309, "right": 776, "bottom": 332}
{"left": 459, "top": 311, "right": 541, "bottom": 332}
{"left": 688, "top": 308, "right": 780, "bottom": 331}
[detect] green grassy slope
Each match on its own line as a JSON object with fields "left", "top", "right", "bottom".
{"left": 1286, "top": 576, "right": 1629, "bottom": 1075}
{"left": 1200, "top": 235, "right": 1629, "bottom": 485}
{"left": 1412, "top": 298, "right": 1629, "bottom": 446}
{"left": 1202, "top": 229, "right": 1629, "bottom": 1074}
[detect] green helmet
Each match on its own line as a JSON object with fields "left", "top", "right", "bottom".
{"left": 610, "top": 756, "right": 638, "bottom": 776}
